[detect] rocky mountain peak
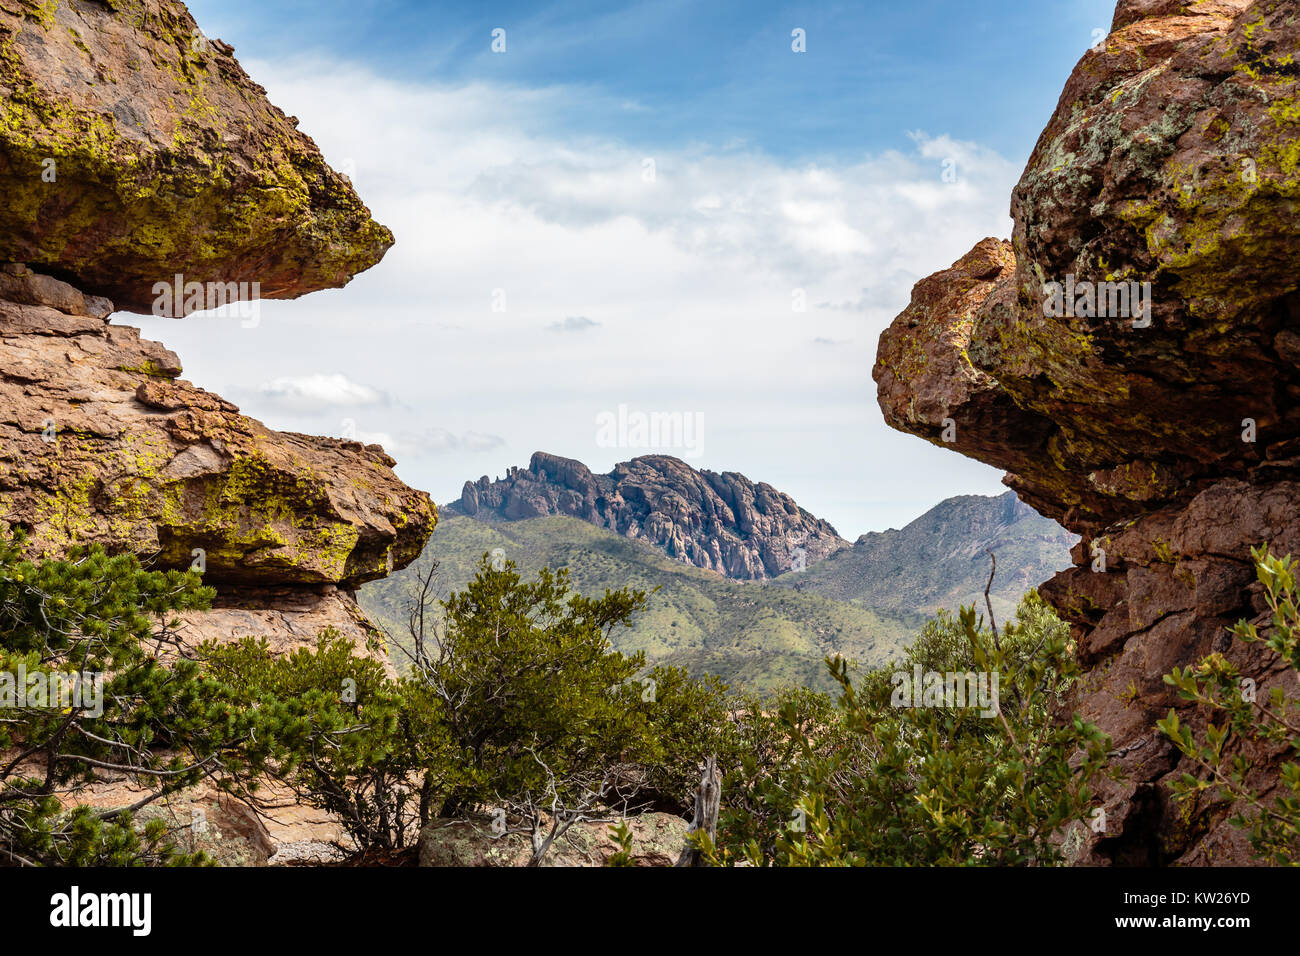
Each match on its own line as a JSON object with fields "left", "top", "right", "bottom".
{"left": 449, "top": 451, "right": 845, "bottom": 579}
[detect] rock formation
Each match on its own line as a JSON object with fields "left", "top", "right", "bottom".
{"left": 0, "top": 0, "right": 392, "bottom": 313}
{"left": 448, "top": 451, "right": 845, "bottom": 579}
{"left": 876, "top": 0, "right": 1300, "bottom": 864}
{"left": 0, "top": 265, "right": 434, "bottom": 663}
{"left": 0, "top": 4, "right": 433, "bottom": 661}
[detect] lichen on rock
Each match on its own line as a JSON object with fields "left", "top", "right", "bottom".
{"left": 0, "top": 0, "right": 392, "bottom": 314}
{"left": 875, "top": 0, "right": 1300, "bottom": 865}
{"left": 0, "top": 0, "right": 432, "bottom": 673}
{"left": 0, "top": 264, "right": 435, "bottom": 589}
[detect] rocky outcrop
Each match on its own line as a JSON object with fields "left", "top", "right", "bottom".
{"left": 0, "top": 0, "right": 430, "bottom": 706}
{"left": 0, "top": 266, "right": 433, "bottom": 589}
{"left": 449, "top": 451, "right": 845, "bottom": 579}
{"left": 0, "top": 0, "right": 430, "bottom": 668}
{"left": 0, "top": 0, "right": 426, "bottom": 862}
{"left": 875, "top": 0, "right": 1300, "bottom": 864}
{"left": 417, "top": 813, "right": 689, "bottom": 867}
{"left": 0, "top": 0, "right": 392, "bottom": 314}
{"left": 58, "top": 775, "right": 353, "bottom": 865}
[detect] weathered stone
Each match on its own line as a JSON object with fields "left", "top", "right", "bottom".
{"left": 51, "top": 775, "right": 351, "bottom": 866}
{"left": 875, "top": 0, "right": 1300, "bottom": 865}
{"left": 0, "top": 274, "right": 435, "bottom": 588}
{"left": 181, "top": 584, "right": 396, "bottom": 674}
{"left": 0, "top": 0, "right": 392, "bottom": 313}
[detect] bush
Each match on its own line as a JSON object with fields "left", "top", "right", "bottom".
{"left": 0, "top": 531, "right": 742, "bottom": 865}
{"left": 400, "top": 556, "right": 736, "bottom": 862}
{"left": 704, "top": 592, "right": 1109, "bottom": 866}
{"left": 632, "top": 663, "right": 740, "bottom": 812}
{"left": 412, "top": 558, "right": 652, "bottom": 815}
{"left": 1159, "top": 545, "right": 1300, "bottom": 864}
{"left": 201, "top": 631, "right": 449, "bottom": 853}
{"left": 0, "top": 532, "right": 270, "bottom": 865}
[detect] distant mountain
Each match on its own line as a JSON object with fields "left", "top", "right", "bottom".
{"left": 771, "top": 491, "right": 1077, "bottom": 622}
{"left": 446, "top": 452, "right": 846, "bottom": 579}
{"left": 357, "top": 514, "right": 918, "bottom": 694}
{"left": 360, "top": 460, "right": 1076, "bottom": 693}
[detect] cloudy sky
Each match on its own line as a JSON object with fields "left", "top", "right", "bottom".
{"left": 129, "top": 0, "right": 1116, "bottom": 538}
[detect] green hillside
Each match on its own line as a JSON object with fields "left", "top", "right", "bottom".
{"left": 358, "top": 514, "right": 921, "bottom": 694}
{"left": 771, "top": 491, "right": 1076, "bottom": 623}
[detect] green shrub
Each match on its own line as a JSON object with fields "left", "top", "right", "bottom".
{"left": 1159, "top": 545, "right": 1300, "bottom": 864}
{"left": 704, "top": 592, "right": 1109, "bottom": 866}
{"left": 201, "top": 631, "right": 449, "bottom": 852}
{"left": 0, "top": 531, "right": 267, "bottom": 865}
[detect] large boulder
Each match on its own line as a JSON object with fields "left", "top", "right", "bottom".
{"left": 880, "top": 0, "right": 1300, "bottom": 534}
{"left": 0, "top": 0, "right": 391, "bottom": 313}
{"left": 875, "top": 0, "right": 1300, "bottom": 864}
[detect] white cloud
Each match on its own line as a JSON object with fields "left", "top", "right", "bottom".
{"left": 332, "top": 425, "right": 507, "bottom": 459}
{"left": 461, "top": 431, "right": 508, "bottom": 452}
{"left": 128, "top": 58, "right": 1015, "bottom": 535}
{"left": 258, "top": 373, "right": 388, "bottom": 410}
{"left": 410, "top": 428, "right": 507, "bottom": 455}
{"left": 547, "top": 316, "right": 601, "bottom": 332}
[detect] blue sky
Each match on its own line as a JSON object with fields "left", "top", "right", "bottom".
{"left": 192, "top": 0, "right": 1109, "bottom": 162}
{"left": 142, "top": 0, "right": 1118, "bottom": 538}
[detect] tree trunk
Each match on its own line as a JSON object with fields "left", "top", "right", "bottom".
{"left": 675, "top": 755, "right": 720, "bottom": 867}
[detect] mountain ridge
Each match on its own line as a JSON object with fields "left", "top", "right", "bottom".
{"left": 358, "top": 513, "right": 917, "bottom": 693}
{"left": 447, "top": 451, "right": 846, "bottom": 580}
{"left": 773, "top": 490, "right": 1077, "bottom": 622}
{"left": 361, "top": 465, "right": 1076, "bottom": 692}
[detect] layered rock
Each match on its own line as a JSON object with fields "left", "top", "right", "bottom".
{"left": 0, "top": 263, "right": 432, "bottom": 660}
{"left": 449, "top": 451, "right": 845, "bottom": 579}
{"left": 0, "top": 3, "right": 429, "bottom": 654}
{"left": 0, "top": 0, "right": 392, "bottom": 313}
{"left": 0, "top": 267, "right": 431, "bottom": 586}
{"left": 875, "top": 0, "right": 1300, "bottom": 864}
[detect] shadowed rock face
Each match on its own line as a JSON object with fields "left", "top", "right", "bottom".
{"left": 449, "top": 451, "right": 846, "bottom": 579}
{"left": 0, "top": 0, "right": 392, "bottom": 313}
{"left": 876, "top": 0, "right": 1300, "bottom": 865}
